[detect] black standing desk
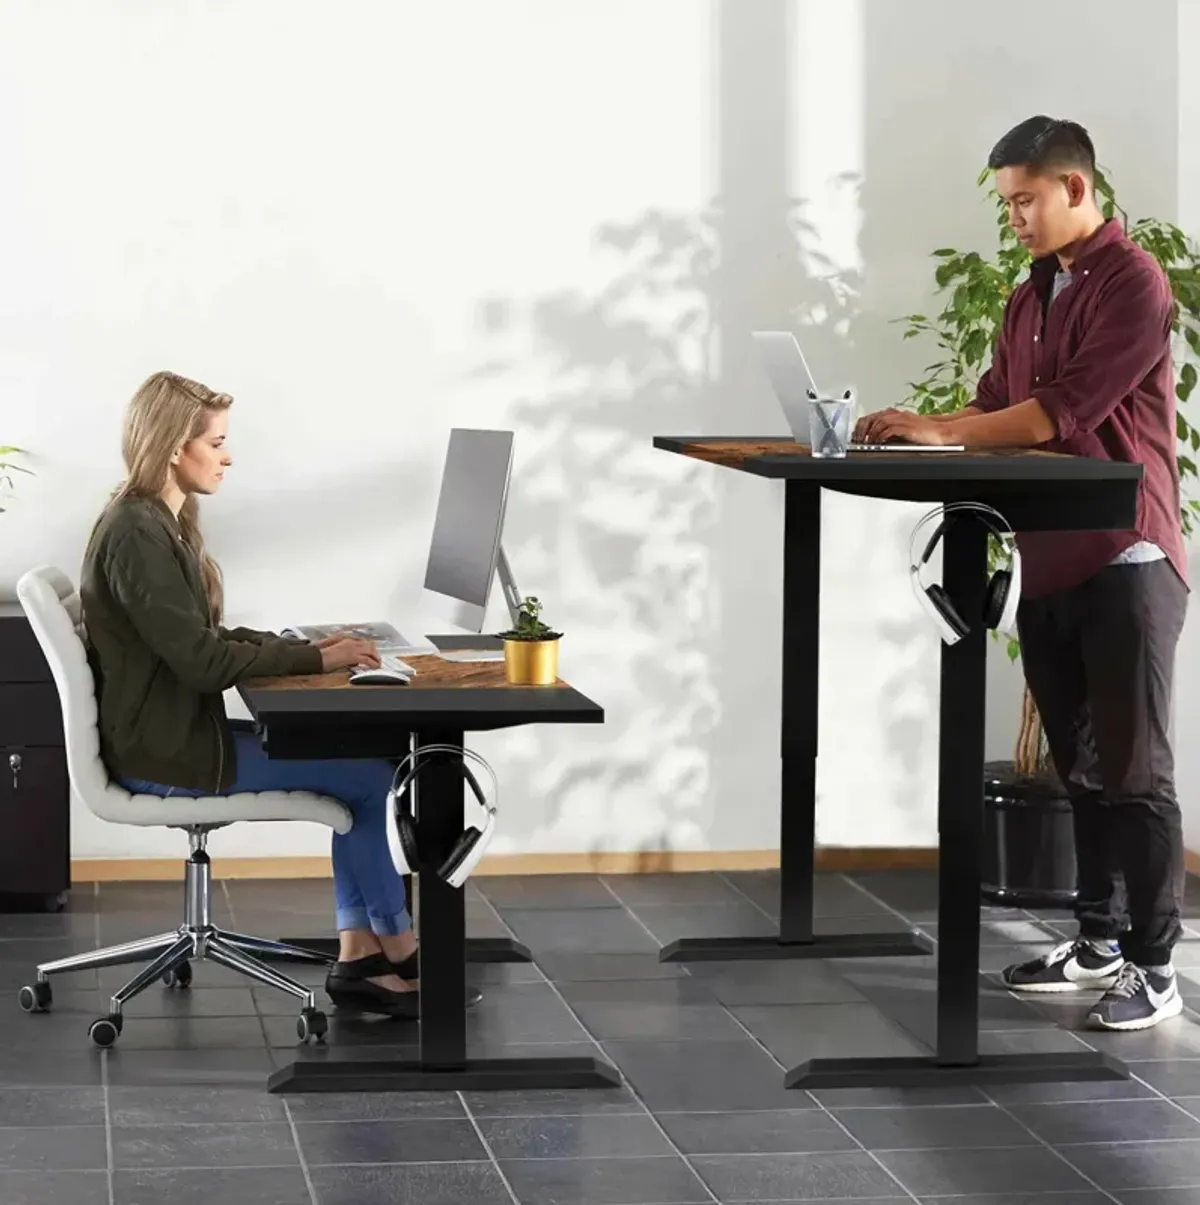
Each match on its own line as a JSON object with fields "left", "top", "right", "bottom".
{"left": 239, "top": 657, "right": 620, "bottom": 1094}
{"left": 653, "top": 437, "right": 1139, "bottom": 1088}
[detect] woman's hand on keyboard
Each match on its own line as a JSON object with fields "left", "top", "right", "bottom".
{"left": 320, "top": 638, "right": 381, "bottom": 673}
{"left": 312, "top": 632, "right": 349, "bottom": 649}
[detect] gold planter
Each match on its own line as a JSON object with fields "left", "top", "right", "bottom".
{"left": 504, "top": 637, "right": 560, "bottom": 685}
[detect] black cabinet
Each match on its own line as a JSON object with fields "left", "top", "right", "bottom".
{"left": 0, "top": 605, "right": 70, "bottom": 907}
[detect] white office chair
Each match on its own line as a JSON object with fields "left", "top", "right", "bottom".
{"left": 15, "top": 566, "right": 354, "bottom": 1047}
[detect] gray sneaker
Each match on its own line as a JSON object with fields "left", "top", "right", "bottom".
{"left": 1087, "top": 963, "right": 1183, "bottom": 1031}
{"left": 1000, "top": 937, "right": 1123, "bottom": 993}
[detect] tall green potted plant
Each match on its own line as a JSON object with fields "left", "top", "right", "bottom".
{"left": 899, "top": 168, "right": 1200, "bottom": 775}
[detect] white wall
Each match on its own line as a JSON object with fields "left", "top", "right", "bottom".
{"left": 0, "top": 0, "right": 1186, "bottom": 860}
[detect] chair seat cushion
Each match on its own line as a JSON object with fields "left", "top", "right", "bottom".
{"left": 100, "top": 785, "right": 354, "bottom": 834}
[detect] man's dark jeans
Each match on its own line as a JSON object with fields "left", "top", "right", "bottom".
{"left": 1017, "top": 559, "right": 1187, "bottom": 968}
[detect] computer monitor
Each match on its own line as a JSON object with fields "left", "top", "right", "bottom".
{"left": 421, "top": 427, "right": 523, "bottom": 637}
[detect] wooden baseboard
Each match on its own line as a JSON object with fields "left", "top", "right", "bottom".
{"left": 69, "top": 846, "right": 940, "bottom": 883}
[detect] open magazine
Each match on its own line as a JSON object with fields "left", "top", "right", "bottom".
{"left": 280, "top": 621, "right": 504, "bottom": 664}
{"left": 280, "top": 621, "right": 411, "bottom": 655}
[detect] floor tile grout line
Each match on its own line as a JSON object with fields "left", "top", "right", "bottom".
{"left": 979, "top": 1088, "right": 1123, "bottom": 1205}
{"left": 266, "top": 1137, "right": 1200, "bottom": 1160}
{"left": 219, "top": 879, "right": 236, "bottom": 927}
{"left": 836, "top": 873, "right": 927, "bottom": 932}
{"left": 836, "top": 871, "right": 1109, "bottom": 1057}
{"left": 457, "top": 1089, "right": 522, "bottom": 1205}
{"left": 39, "top": 880, "right": 1200, "bottom": 1148}
{"left": 715, "top": 869, "right": 952, "bottom": 1057}
{"left": 715, "top": 869, "right": 782, "bottom": 926}
{"left": 915, "top": 1194, "right": 1200, "bottom": 1201}
{"left": 92, "top": 888, "right": 116, "bottom": 1205}
{"left": 234, "top": 880, "right": 295, "bottom": 1096}
{"left": 100, "top": 1050, "right": 115, "bottom": 1205}
{"left": 715, "top": 999, "right": 921, "bottom": 1204}
{"left": 728, "top": 869, "right": 951, "bottom": 1061}
{"left": 719, "top": 871, "right": 1181, "bottom": 1109}
{"left": 225, "top": 880, "right": 266, "bottom": 1043}
{"left": 605, "top": 870, "right": 913, "bottom": 1169}
{"left": 1150, "top": 1084, "right": 1200, "bottom": 1127}
{"left": 491, "top": 874, "right": 1022, "bottom": 1130}
{"left": 473, "top": 887, "right": 723, "bottom": 1205}
{"left": 7, "top": 1107, "right": 1191, "bottom": 1131}
{"left": 40, "top": 1154, "right": 1200, "bottom": 1181}
{"left": 837, "top": 871, "right": 1075, "bottom": 958}
{"left": 596, "top": 875, "right": 678, "bottom": 951}
{"left": 282, "top": 1098, "right": 321, "bottom": 1205}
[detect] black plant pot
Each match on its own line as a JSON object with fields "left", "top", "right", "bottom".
{"left": 982, "top": 759, "right": 1078, "bottom": 909}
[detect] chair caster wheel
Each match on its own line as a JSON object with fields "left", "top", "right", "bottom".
{"left": 88, "top": 1014, "right": 123, "bottom": 1048}
{"left": 297, "top": 1008, "right": 328, "bottom": 1044}
{"left": 162, "top": 962, "right": 192, "bottom": 989}
{"left": 18, "top": 982, "right": 52, "bottom": 1013}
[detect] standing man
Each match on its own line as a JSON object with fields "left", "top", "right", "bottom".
{"left": 860, "top": 116, "right": 1189, "bottom": 1031}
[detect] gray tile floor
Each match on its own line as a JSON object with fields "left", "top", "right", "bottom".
{"left": 4, "top": 869, "right": 1200, "bottom": 1204}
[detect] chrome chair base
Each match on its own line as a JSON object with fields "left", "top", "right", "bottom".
{"left": 18, "top": 831, "right": 334, "bottom": 1047}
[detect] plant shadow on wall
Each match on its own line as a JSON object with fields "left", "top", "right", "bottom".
{"left": 0, "top": 446, "right": 32, "bottom": 514}
{"left": 472, "top": 198, "right": 863, "bottom": 860}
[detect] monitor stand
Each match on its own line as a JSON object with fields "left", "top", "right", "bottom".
{"left": 427, "top": 633, "right": 504, "bottom": 653}
{"left": 424, "top": 544, "right": 522, "bottom": 652}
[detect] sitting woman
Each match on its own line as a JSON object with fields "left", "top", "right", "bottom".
{"left": 81, "top": 370, "right": 433, "bottom": 1019}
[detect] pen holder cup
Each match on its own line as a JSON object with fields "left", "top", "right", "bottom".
{"left": 808, "top": 397, "right": 854, "bottom": 459}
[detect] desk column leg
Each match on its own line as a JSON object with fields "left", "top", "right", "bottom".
{"left": 660, "top": 483, "right": 929, "bottom": 963}
{"left": 268, "top": 729, "right": 620, "bottom": 1093}
{"left": 935, "top": 518, "right": 988, "bottom": 1065}
{"left": 777, "top": 483, "right": 928, "bottom": 959}
{"left": 415, "top": 731, "right": 469, "bottom": 1069}
{"left": 778, "top": 481, "right": 820, "bottom": 944}
{"left": 783, "top": 515, "right": 1126, "bottom": 1088}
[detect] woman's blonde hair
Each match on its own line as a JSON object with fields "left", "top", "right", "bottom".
{"left": 105, "top": 371, "right": 233, "bottom": 624}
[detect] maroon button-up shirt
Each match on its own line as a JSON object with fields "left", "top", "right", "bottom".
{"left": 972, "top": 218, "right": 1187, "bottom": 597}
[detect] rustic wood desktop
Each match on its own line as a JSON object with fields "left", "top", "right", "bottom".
{"left": 239, "top": 656, "right": 620, "bottom": 1094}
{"left": 652, "top": 437, "right": 1140, "bottom": 1089}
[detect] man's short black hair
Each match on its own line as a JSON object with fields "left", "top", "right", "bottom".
{"left": 987, "top": 116, "right": 1096, "bottom": 177}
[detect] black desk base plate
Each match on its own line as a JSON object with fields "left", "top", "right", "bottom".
{"left": 268, "top": 1055, "right": 622, "bottom": 1094}
{"left": 274, "top": 936, "right": 533, "bottom": 965}
{"left": 786, "top": 1051, "right": 1128, "bottom": 1090}
{"left": 659, "top": 930, "right": 933, "bottom": 963}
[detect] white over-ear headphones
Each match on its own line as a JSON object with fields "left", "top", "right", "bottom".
{"left": 909, "top": 501, "right": 1021, "bottom": 646}
{"left": 386, "top": 743, "right": 498, "bottom": 888}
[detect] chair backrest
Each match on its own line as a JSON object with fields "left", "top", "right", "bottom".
{"left": 16, "top": 565, "right": 132, "bottom": 821}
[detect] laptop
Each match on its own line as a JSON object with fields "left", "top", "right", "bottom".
{"left": 750, "top": 330, "right": 965, "bottom": 452}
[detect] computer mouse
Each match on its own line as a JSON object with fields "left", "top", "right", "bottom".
{"left": 348, "top": 669, "right": 411, "bottom": 686}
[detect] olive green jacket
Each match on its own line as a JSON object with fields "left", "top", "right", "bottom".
{"left": 80, "top": 494, "right": 322, "bottom": 792}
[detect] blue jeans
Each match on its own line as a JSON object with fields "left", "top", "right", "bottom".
{"left": 120, "top": 730, "right": 411, "bottom": 937}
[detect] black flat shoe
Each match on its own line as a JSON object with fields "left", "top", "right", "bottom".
{"left": 393, "top": 950, "right": 419, "bottom": 980}
{"left": 324, "top": 954, "right": 420, "bottom": 1020}
{"left": 392, "top": 949, "right": 483, "bottom": 1009}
